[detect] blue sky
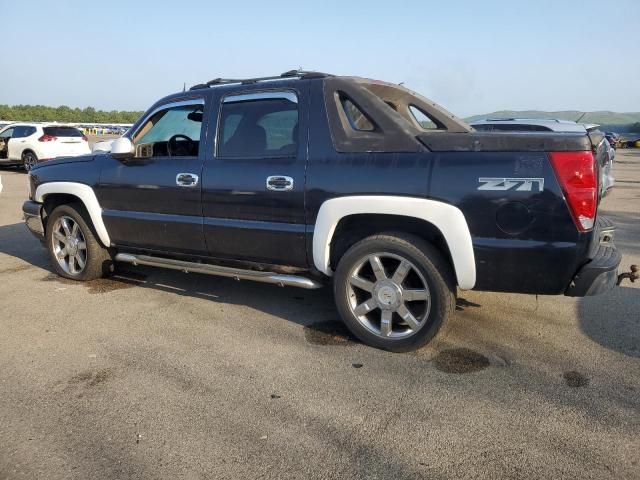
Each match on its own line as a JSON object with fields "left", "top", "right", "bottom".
{"left": 1, "top": 0, "right": 638, "bottom": 116}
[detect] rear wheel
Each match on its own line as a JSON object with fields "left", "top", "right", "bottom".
{"left": 22, "top": 151, "right": 37, "bottom": 171}
{"left": 333, "top": 233, "right": 456, "bottom": 352}
{"left": 46, "top": 204, "right": 112, "bottom": 281}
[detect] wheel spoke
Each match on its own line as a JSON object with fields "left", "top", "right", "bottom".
{"left": 397, "top": 304, "right": 420, "bottom": 330}
{"left": 54, "top": 231, "right": 67, "bottom": 244}
{"left": 68, "top": 256, "right": 76, "bottom": 274}
{"left": 369, "top": 255, "right": 387, "bottom": 281}
{"left": 75, "top": 254, "right": 86, "bottom": 270}
{"left": 61, "top": 218, "right": 72, "bottom": 236}
{"left": 392, "top": 260, "right": 411, "bottom": 285}
{"left": 403, "top": 289, "right": 429, "bottom": 302}
{"left": 353, "top": 297, "right": 378, "bottom": 316}
{"left": 71, "top": 222, "right": 78, "bottom": 238}
{"left": 56, "top": 248, "right": 67, "bottom": 259}
{"left": 380, "top": 310, "right": 392, "bottom": 337}
{"left": 77, "top": 241, "right": 87, "bottom": 251}
{"left": 349, "top": 275, "right": 374, "bottom": 292}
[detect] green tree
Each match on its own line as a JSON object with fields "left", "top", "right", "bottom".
{"left": 0, "top": 104, "right": 144, "bottom": 123}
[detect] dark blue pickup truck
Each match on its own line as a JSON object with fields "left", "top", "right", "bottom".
{"left": 22, "top": 70, "right": 623, "bottom": 351}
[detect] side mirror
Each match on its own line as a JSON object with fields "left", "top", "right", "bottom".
{"left": 111, "top": 137, "right": 135, "bottom": 159}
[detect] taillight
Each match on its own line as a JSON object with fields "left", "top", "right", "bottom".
{"left": 38, "top": 134, "right": 57, "bottom": 142}
{"left": 549, "top": 151, "right": 597, "bottom": 231}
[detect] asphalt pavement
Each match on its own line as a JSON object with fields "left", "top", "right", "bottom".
{"left": 0, "top": 151, "right": 638, "bottom": 479}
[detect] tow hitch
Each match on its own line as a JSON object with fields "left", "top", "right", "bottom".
{"left": 617, "top": 265, "right": 639, "bottom": 286}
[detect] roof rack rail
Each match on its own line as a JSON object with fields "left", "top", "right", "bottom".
{"left": 189, "top": 70, "right": 331, "bottom": 90}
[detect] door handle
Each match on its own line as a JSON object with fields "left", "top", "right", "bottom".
{"left": 176, "top": 172, "right": 199, "bottom": 187}
{"left": 266, "top": 175, "right": 294, "bottom": 191}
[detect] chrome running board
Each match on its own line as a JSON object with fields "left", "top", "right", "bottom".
{"left": 114, "top": 253, "right": 323, "bottom": 290}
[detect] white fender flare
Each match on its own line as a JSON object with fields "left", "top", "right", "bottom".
{"left": 34, "top": 182, "right": 111, "bottom": 247}
{"left": 312, "top": 196, "right": 476, "bottom": 290}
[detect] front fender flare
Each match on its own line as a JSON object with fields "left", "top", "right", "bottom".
{"left": 34, "top": 181, "right": 111, "bottom": 247}
{"left": 312, "top": 196, "right": 476, "bottom": 290}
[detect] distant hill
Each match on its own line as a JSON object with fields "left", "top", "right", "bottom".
{"left": 465, "top": 110, "right": 640, "bottom": 126}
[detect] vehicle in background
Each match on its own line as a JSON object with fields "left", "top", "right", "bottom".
{"left": 602, "top": 138, "right": 615, "bottom": 193}
{"left": 471, "top": 118, "right": 614, "bottom": 196}
{"left": 22, "top": 71, "right": 623, "bottom": 352}
{"left": 0, "top": 123, "right": 90, "bottom": 171}
{"left": 91, "top": 126, "right": 131, "bottom": 153}
{"left": 605, "top": 132, "right": 620, "bottom": 148}
{"left": 625, "top": 137, "right": 640, "bottom": 148}
{"left": 92, "top": 139, "right": 116, "bottom": 153}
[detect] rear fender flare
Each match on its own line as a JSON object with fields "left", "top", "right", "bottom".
{"left": 34, "top": 181, "right": 111, "bottom": 247}
{"left": 313, "top": 196, "right": 476, "bottom": 289}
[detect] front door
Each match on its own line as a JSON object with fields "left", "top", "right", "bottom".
{"left": 0, "top": 127, "right": 14, "bottom": 160}
{"left": 97, "top": 98, "right": 208, "bottom": 254}
{"left": 201, "top": 88, "right": 308, "bottom": 267}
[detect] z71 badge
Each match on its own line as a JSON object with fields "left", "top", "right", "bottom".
{"left": 477, "top": 177, "right": 544, "bottom": 192}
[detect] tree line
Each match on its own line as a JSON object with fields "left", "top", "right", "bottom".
{"left": 0, "top": 104, "right": 143, "bottom": 124}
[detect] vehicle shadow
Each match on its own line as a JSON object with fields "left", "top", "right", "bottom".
{"left": 577, "top": 285, "right": 640, "bottom": 358}
{"left": 0, "top": 221, "right": 340, "bottom": 332}
{"left": 0, "top": 222, "right": 50, "bottom": 269}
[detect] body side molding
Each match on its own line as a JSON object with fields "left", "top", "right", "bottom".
{"left": 313, "top": 196, "right": 476, "bottom": 289}
{"left": 34, "top": 181, "right": 111, "bottom": 247}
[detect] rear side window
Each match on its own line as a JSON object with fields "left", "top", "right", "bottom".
{"left": 217, "top": 91, "right": 299, "bottom": 158}
{"left": 43, "top": 126, "right": 84, "bottom": 137}
{"left": 340, "top": 96, "right": 375, "bottom": 131}
{"left": 12, "top": 126, "right": 37, "bottom": 138}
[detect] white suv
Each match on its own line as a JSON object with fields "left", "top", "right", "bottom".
{"left": 0, "top": 123, "right": 91, "bottom": 171}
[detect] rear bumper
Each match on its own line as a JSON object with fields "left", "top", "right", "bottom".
{"left": 23, "top": 200, "right": 45, "bottom": 241}
{"left": 565, "top": 219, "right": 621, "bottom": 296}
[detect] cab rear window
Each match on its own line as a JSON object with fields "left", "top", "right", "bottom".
{"left": 43, "top": 127, "right": 84, "bottom": 137}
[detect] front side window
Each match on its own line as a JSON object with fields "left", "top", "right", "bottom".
{"left": 217, "top": 92, "right": 298, "bottom": 158}
{"left": 133, "top": 103, "right": 204, "bottom": 157}
{"left": 0, "top": 127, "right": 15, "bottom": 139}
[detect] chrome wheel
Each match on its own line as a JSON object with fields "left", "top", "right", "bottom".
{"left": 23, "top": 153, "right": 36, "bottom": 171}
{"left": 346, "top": 253, "right": 431, "bottom": 339}
{"left": 51, "top": 216, "right": 87, "bottom": 275}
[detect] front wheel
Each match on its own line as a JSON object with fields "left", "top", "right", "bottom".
{"left": 46, "top": 204, "right": 112, "bottom": 281}
{"left": 333, "top": 233, "right": 456, "bottom": 352}
{"left": 22, "top": 151, "right": 37, "bottom": 171}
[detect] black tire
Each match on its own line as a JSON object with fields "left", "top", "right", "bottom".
{"left": 46, "top": 203, "right": 113, "bottom": 281}
{"left": 22, "top": 151, "right": 37, "bottom": 172}
{"left": 333, "top": 232, "right": 456, "bottom": 352}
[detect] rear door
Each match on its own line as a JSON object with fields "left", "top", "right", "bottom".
{"left": 0, "top": 127, "right": 15, "bottom": 160}
{"left": 201, "top": 88, "right": 308, "bottom": 266}
{"left": 97, "top": 98, "right": 209, "bottom": 254}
